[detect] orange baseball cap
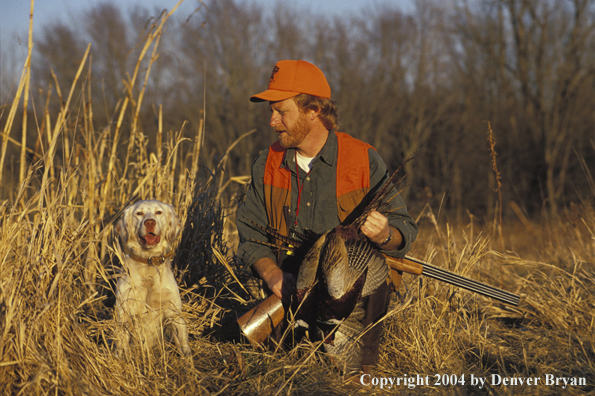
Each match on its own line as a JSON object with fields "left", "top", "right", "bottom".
{"left": 250, "top": 60, "right": 331, "bottom": 102}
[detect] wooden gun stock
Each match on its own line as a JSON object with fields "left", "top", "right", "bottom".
{"left": 237, "top": 255, "right": 520, "bottom": 345}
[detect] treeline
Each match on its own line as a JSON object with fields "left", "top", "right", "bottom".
{"left": 2, "top": 0, "right": 595, "bottom": 219}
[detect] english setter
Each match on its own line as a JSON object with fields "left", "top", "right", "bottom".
{"left": 114, "top": 200, "right": 191, "bottom": 358}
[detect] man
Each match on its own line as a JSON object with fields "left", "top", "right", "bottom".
{"left": 237, "top": 60, "right": 418, "bottom": 377}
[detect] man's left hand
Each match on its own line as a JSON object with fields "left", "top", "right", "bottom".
{"left": 361, "top": 210, "right": 403, "bottom": 249}
{"left": 361, "top": 210, "right": 390, "bottom": 245}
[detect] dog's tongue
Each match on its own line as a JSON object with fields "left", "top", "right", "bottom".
{"left": 143, "top": 234, "right": 160, "bottom": 245}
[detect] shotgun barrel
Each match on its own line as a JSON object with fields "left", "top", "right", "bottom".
{"left": 384, "top": 255, "right": 520, "bottom": 306}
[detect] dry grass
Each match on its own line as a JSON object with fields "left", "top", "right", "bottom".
{"left": 1, "top": 5, "right": 595, "bottom": 395}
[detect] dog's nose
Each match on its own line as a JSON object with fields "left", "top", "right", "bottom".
{"left": 144, "top": 219, "right": 156, "bottom": 231}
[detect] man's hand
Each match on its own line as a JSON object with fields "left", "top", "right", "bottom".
{"left": 361, "top": 210, "right": 403, "bottom": 250}
{"left": 253, "top": 257, "right": 296, "bottom": 304}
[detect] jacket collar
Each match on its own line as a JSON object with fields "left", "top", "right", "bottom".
{"left": 280, "top": 130, "right": 338, "bottom": 171}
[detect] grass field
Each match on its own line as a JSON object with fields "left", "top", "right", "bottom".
{"left": 1, "top": 158, "right": 594, "bottom": 395}
{"left": 1, "top": 9, "right": 594, "bottom": 395}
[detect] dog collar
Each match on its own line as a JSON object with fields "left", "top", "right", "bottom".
{"left": 128, "top": 251, "right": 174, "bottom": 266}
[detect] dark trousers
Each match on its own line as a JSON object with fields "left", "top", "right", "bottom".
{"left": 359, "top": 281, "right": 390, "bottom": 366}
{"left": 270, "top": 280, "right": 391, "bottom": 368}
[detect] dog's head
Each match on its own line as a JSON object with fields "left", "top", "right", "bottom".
{"left": 115, "top": 200, "right": 181, "bottom": 259}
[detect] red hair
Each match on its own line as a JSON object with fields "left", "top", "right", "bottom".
{"left": 293, "top": 93, "right": 338, "bottom": 131}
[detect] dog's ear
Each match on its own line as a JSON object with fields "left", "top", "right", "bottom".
{"left": 115, "top": 210, "right": 129, "bottom": 244}
{"left": 165, "top": 204, "right": 181, "bottom": 243}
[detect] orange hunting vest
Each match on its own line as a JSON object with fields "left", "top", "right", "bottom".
{"left": 263, "top": 132, "right": 374, "bottom": 240}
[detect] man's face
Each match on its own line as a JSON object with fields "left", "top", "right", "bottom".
{"left": 269, "top": 98, "right": 311, "bottom": 149}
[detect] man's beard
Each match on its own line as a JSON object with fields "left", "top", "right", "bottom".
{"left": 278, "top": 112, "right": 310, "bottom": 149}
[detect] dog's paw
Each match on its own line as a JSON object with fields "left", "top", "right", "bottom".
{"left": 181, "top": 345, "right": 193, "bottom": 360}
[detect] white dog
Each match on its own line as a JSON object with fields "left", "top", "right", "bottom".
{"left": 114, "top": 199, "right": 191, "bottom": 358}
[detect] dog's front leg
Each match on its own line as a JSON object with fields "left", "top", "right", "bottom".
{"left": 174, "top": 317, "right": 192, "bottom": 358}
{"left": 114, "top": 302, "right": 132, "bottom": 358}
{"left": 165, "top": 308, "right": 192, "bottom": 359}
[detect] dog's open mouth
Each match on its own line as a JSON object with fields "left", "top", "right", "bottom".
{"left": 140, "top": 233, "right": 161, "bottom": 245}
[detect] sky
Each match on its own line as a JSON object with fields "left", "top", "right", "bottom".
{"left": 0, "top": 0, "right": 409, "bottom": 48}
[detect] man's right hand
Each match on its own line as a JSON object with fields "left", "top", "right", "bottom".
{"left": 253, "top": 257, "right": 296, "bottom": 304}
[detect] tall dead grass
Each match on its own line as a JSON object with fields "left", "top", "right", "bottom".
{"left": 1, "top": 3, "right": 595, "bottom": 395}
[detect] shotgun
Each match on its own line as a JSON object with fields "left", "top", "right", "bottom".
{"left": 385, "top": 255, "right": 520, "bottom": 306}
{"left": 237, "top": 254, "right": 521, "bottom": 345}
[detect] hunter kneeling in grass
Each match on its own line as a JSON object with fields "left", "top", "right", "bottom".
{"left": 236, "top": 60, "right": 418, "bottom": 380}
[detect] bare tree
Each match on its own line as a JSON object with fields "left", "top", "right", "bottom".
{"left": 453, "top": 0, "right": 595, "bottom": 216}
{"left": 179, "top": 0, "right": 271, "bottom": 172}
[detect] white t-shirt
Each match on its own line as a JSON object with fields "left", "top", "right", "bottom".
{"left": 295, "top": 152, "right": 315, "bottom": 172}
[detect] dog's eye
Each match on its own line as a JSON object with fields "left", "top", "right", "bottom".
{"left": 136, "top": 211, "right": 144, "bottom": 216}
{"left": 155, "top": 211, "right": 163, "bottom": 215}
